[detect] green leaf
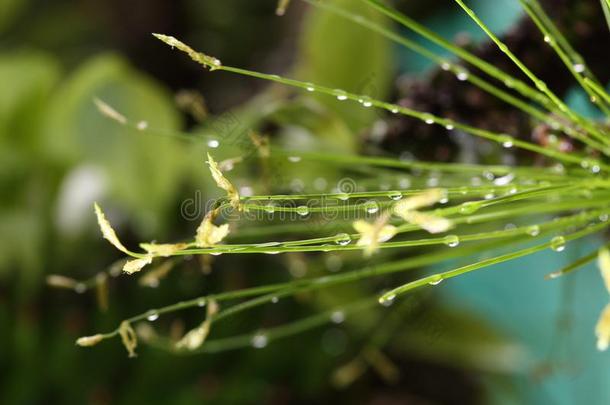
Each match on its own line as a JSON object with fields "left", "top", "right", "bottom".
{"left": 43, "top": 54, "right": 184, "bottom": 234}
{"left": 295, "top": 0, "right": 393, "bottom": 131}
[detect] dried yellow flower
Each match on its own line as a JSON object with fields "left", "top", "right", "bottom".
{"left": 394, "top": 189, "right": 445, "bottom": 213}
{"left": 598, "top": 247, "right": 610, "bottom": 293}
{"left": 175, "top": 299, "right": 219, "bottom": 351}
{"left": 393, "top": 189, "right": 452, "bottom": 234}
{"left": 119, "top": 321, "right": 138, "bottom": 358}
{"left": 195, "top": 210, "right": 230, "bottom": 248}
{"left": 94, "top": 203, "right": 130, "bottom": 255}
{"left": 93, "top": 98, "right": 127, "bottom": 124}
{"left": 353, "top": 216, "right": 397, "bottom": 257}
{"left": 207, "top": 153, "right": 240, "bottom": 209}
{"left": 46, "top": 275, "right": 78, "bottom": 289}
{"left": 276, "top": 0, "right": 291, "bottom": 16}
{"left": 153, "top": 34, "right": 222, "bottom": 70}
{"left": 76, "top": 334, "right": 105, "bottom": 347}
{"left": 596, "top": 304, "right": 610, "bottom": 351}
{"left": 399, "top": 211, "right": 453, "bottom": 234}
{"left": 123, "top": 256, "right": 153, "bottom": 275}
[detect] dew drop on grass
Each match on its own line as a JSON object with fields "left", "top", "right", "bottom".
{"left": 460, "top": 201, "right": 481, "bottom": 215}
{"left": 441, "top": 61, "right": 451, "bottom": 71}
{"left": 388, "top": 191, "right": 403, "bottom": 201}
{"left": 445, "top": 123, "right": 455, "bottom": 130}
{"left": 360, "top": 96, "right": 373, "bottom": 107}
{"left": 305, "top": 83, "right": 315, "bottom": 92}
{"left": 251, "top": 333, "right": 268, "bottom": 349}
{"left": 391, "top": 106, "right": 399, "bottom": 114}
{"left": 330, "top": 311, "right": 345, "bottom": 324}
{"left": 443, "top": 235, "right": 460, "bottom": 248}
{"left": 550, "top": 236, "right": 566, "bottom": 252}
{"left": 573, "top": 63, "right": 585, "bottom": 73}
{"left": 499, "top": 134, "right": 514, "bottom": 148}
{"left": 526, "top": 225, "right": 540, "bottom": 236}
{"left": 264, "top": 203, "right": 276, "bottom": 214}
{"left": 74, "top": 283, "right": 87, "bottom": 294}
{"left": 333, "top": 89, "right": 348, "bottom": 101}
{"left": 334, "top": 233, "right": 352, "bottom": 246}
{"left": 337, "top": 193, "right": 350, "bottom": 201}
{"left": 600, "top": 214, "right": 609, "bottom": 222}
{"left": 456, "top": 69, "right": 469, "bottom": 81}
{"left": 365, "top": 201, "right": 379, "bottom": 214}
{"left": 271, "top": 296, "right": 279, "bottom": 304}
{"left": 197, "top": 299, "right": 206, "bottom": 307}
{"left": 428, "top": 275, "right": 444, "bottom": 285}
{"left": 296, "top": 206, "right": 310, "bottom": 216}
{"left": 146, "top": 310, "right": 159, "bottom": 322}
{"left": 378, "top": 294, "right": 395, "bottom": 307}
{"left": 207, "top": 139, "right": 220, "bottom": 148}
{"left": 288, "top": 156, "right": 302, "bottom": 163}
{"left": 423, "top": 115, "right": 435, "bottom": 125}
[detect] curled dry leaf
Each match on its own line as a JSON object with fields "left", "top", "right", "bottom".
{"left": 206, "top": 153, "right": 240, "bottom": 209}
{"left": 123, "top": 256, "right": 153, "bottom": 275}
{"left": 353, "top": 216, "right": 397, "bottom": 257}
{"left": 76, "top": 334, "right": 105, "bottom": 347}
{"left": 119, "top": 321, "right": 138, "bottom": 358}
{"left": 195, "top": 210, "right": 230, "bottom": 248}
{"left": 94, "top": 203, "right": 130, "bottom": 255}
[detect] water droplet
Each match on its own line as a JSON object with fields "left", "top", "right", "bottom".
{"left": 504, "top": 79, "right": 514, "bottom": 88}
{"left": 441, "top": 61, "right": 452, "bottom": 71}
{"left": 360, "top": 96, "right": 373, "bottom": 107}
{"left": 443, "top": 235, "right": 460, "bottom": 248}
{"left": 423, "top": 114, "right": 435, "bottom": 125}
{"left": 550, "top": 236, "right": 566, "bottom": 252}
{"left": 305, "top": 83, "right": 315, "bottom": 92}
{"left": 484, "top": 192, "right": 495, "bottom": 200}
{"left": 460, "top": 201, "right": 481, "bottom": 215}
{"left": 146, "top": 310, "right": 159, "bottom": 322}
{"left": 337, "top": 193, "right": 350, "bottom": 201}
{"left": 296, "top": 206, "right": 310, "bottom": 216}
{"left": 136, "top": 121, "right": 148, "bottom": 130}
{"left": 207, "top": 139, "right": 220, "bottom": 148}
{"left": 288, "top": 156, "right": 302, "bottom": 163}
{"left": 74, "top": 283, "right": 87, "bottom": 294}
{"left": 573, "top": 63, "right": 585, "bottom": 73}
{"left": 271, "top": 296, "right": 279, "bottom": 304}
{"left": 391, "top": 106, "right": 399, "bottom": 114}
{"left": 536, "top": 81, "right": 548, "bottom": 91}
{"left": 526, "top": 225, "right": 540, "bottom": 236}
{"left": 428, "top": 275, "right": 444, "bottom": 285}
{"left": 445, "top": 123, "right": 455, "bottom": 130}
{"left": 544, "top": 35, "right": 553, "bottom": 44}
{"left": 379, "top": 294, "right": 395, "bottom": 307}
{"left": 599, "top": 214, "right": 609, "bottom": 222}
{"left": 499, "top": 134, "right": 514, "bottom": 148}
{"left": 334, "top": 233, "right": 352, "bottom": 246}
{"left": 364, "top": 201, "right": 379, "bottom": 214}
{"left": 251, "top": 333, "right": 268, "bottom": 349}
{"left": 456, "top": 69, "right": 469, "bottom": 81}
{"left": 333, "top": 89, "right": 348, "bottom": 101}
{"left": 264, "top": 203, "right": 276, "bottom": 214}
{"left": 388, "top": 191, "right": 403, "bottom": 201}
{"left": 330, "top": 311, "right": 345, "bottom": 324}
{"left": 197, "top": 299, "right": 206, "bottom": 307}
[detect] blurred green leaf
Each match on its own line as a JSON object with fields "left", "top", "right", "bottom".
{"left": 43, "top": 54, "right": 185, "bottom": 235}
{"left": 296, "top": 0, "right": 393, "bottom": 132}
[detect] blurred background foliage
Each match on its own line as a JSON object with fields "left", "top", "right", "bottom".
{"left": 1, "top": 0, "right": 608, "bottom": 404}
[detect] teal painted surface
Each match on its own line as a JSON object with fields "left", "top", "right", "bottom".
{"left": 438, "top": 237, "right": 610, "bottom": 404}
{"left": 397, "top": 0, "right": 523, "bottom": 73}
